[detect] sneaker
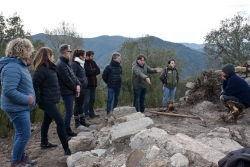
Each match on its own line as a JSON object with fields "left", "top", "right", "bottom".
{"left": 10, "top": 161, "right": 31, "bottom": 167}
{"left": 85, "top": 115, "right": 90, "bottom": 120}
{"left": 105, "top": 115, "right": 108, "bottom": 120}
{"left": 40, "top": 142, "right": 58, "bottom": 150}
{"left": 22, "top": 155, "right": 37, "bottom": 166}
{"left": 64, "top": 148, "right": 71, "bottom": 155}
{"left": 89, "top": 114, "right": 100, "bottom": 118}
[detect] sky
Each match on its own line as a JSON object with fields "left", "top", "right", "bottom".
{"left": 1, "top": 0, "right": 250, "bottom": 44}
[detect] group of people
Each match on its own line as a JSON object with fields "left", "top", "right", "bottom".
{"left": 1, "top": 37, "right": 250, "bottom": 167}
{"left": 0, "top": 38, "right": 101, "bottom": 167}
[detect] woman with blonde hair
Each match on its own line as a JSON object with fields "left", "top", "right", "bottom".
{"left": 32, "top": 47, "right": 71, "bottom": 156}
{"left": 0, "top": 38, "right": 36, "bottom": 167}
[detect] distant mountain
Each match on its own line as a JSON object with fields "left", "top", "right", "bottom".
{"left": 181, "top": 43, "right": 205, "bottom": 52}
{"left": 31, "top": 34, "right": 207, "bottom": 77}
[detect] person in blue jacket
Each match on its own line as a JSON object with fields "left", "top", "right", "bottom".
{"left": 0, "top": 38, "right": 36, "bottom": 167}
{"left": 220, "top": 63, "right": 250, "bottom": 111}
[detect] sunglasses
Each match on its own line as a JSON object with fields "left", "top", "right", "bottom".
{"left": 66, "top": 50, "right": 72, "bottom": 53}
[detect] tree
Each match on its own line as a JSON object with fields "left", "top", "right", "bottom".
{"left": 0, "top": 12, "right": 45, "bottom": 57}
{"left": 204, "top": 11, "right": 250, "bottom": 68}
{"left": 44, "top": 21, "right": 83, "bottom": 60}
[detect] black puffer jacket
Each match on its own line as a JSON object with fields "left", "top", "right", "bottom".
{"left": 71, "top": 61, "right": 88, "bottom": 89}
{"left": 102, "top": 59, "right": 122, "bottom": 89}
{"left": 56, "top": 56, "right": 80, "bottom": 96}
{"left": 84, "top": 59, "right": 100, "bottom": 88}
{"left": 32, "top": 63, "right": 60, "bottom": 104}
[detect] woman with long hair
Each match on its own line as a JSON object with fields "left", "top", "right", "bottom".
{"left": 32, "top": 47, "right": 71, "bottom": 155}
{"left": 71, "top": 49, "right": 90, "bottom": 128}
{"left": 0, "top": 38, "right": 36, "bottom": 167}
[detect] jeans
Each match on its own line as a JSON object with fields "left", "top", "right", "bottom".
{"left": 162, "top": 86, "right": 176, "bottom": 106}
{"left": 106, "top": 87, "right": 121, "bottom": 115}
{"left": 39, "top": 103, "right": 68, "bottom": 146}
{"left": 133, "top": 88, "right": 147, "bottom": 112}
{"left": 62, "top": 95, "right": 74, "bottom": 129}
{"left": 220, "top": 95, "right": 245, "bottom": 107}
{"left": 5, "top": 111, "right": 31, "bottom": 163}
{"left": 74, "top": 89, "right": 85, "bottom": 117}
{"left": 83, "top": 88, "right": 96, "bottom": 116}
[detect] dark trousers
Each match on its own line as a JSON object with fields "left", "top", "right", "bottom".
{"left": 74, "top": 89, "right": 85, "bottom": 117}
{"left": 39, "top": 103, "right": 68, "bottom": 146}
{"left": 220, "top": 95, "right": 245, "bottom": 108}
{"left": 83, "top": 88, "right": 96, "bottom": 116}
{"left": 133, "top": 88, "right": 147, "bottom": 112}
{"left": 62, "top": 95, "right": 74, "bottom": 129}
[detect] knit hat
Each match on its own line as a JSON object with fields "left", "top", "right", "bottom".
{"left": 222, "top": 64, "right": 235, "bottom": 75}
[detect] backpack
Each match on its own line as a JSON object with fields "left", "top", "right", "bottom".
{"left": 160, "top": 67, "right": 178, "bottom": 84}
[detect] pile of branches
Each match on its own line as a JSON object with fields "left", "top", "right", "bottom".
{"left": 186, "top": 70, "right": 222, "bottom": 104}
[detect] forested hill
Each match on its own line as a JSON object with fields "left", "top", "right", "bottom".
{"left": 32, "top": 33, "right": 207, "bottom": 77}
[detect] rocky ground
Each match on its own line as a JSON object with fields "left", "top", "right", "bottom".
{"left": 0, "top": 102, "right": 250, "bottom": 167}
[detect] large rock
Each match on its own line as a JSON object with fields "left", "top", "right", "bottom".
{"left": 235, "top": 66, "right": 246, "bottom": 72}
{"left": 146, "top": 159, "right": 170, "bottom": 167}
{"left": 126, "top": 149, "right": 144, "bottom": 167}
{"left": 170, "top": 153, "right": 189, "bottom": 167}
{"left": 130, "top": 127, "right": 169, "bottom": 150}
{"left": 109, "top": 154, "right": 126, "bottom": 167}
{"left": 245, "top": 77, "right": 250, "bottom": 85}
{"left": 110, "top": 117, "right": 154, "bottom": 142}
{"left": 146, "top": 145, "right": 160, "bottom": 160}
{"left": 96, "top": 126, "right": 111, "bottom": 149}
{"left": 166, "top": 133, "right": 225, "bottom": 167}
{"left": 67, "top": 151, "right": 102, "bottom": 167}
{"left": 185, "top": 82, "right": 195, "bottom": 89}
{"left": 69, "top": 136, "right": 95, "bottom": 154}
{"left": 91, "top": 149, "right": 106, "bottom": 157}
{"left": 196, "top": 127, "right": 243, "bottom": 154}
{"left": 113, "top": 106, "right": 137, "bottom": 118}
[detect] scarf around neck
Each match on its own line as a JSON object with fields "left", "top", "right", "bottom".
{"left": 74, "top": 57, "right": 85, "bottom": 68}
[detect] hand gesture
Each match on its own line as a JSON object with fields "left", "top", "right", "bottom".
{"left": 155, "top": 67, "right": 163, "bottom": 73}
{"left": 146, "top": 78, "right": 151, "bottom": 84}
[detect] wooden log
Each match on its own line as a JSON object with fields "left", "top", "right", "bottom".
{"left": 149, "top": 111, "right": 198, "bottom": 119}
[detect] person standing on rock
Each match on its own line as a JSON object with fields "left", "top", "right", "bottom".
{"left": 56, "top": 44, "right": 81, "bottom": 137}
{"left": 159, "top": 59, "right": 179, "bottom": 107}
{"left": 83, "top": 50, "right": 100, "bottom": 119}
{"left": 102, "top": 52, "right": 122, "bottom": 120}
{"left": 0, "top": 38, "right": 37, "bottom": 167}
{"left": 33, "top": 47, "right": 71, "bottom": 155}
{"left": 71, "top": 49, "right": 90, "bottom": 128}
{"left": 220, "top": 63, "right": 250, "bottom": 111}
{"left": 132, "top": 54, "right": 163, "bottom": 113}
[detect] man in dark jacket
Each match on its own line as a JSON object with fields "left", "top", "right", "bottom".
{"left": 220, "top": 64, "right": 250, "bottom": 111}
{"left": 102, "top": 52, "right": 122, "bottom": 120}
{"left": 56, "top": 44, "right": 81, "bottom": 136}
{"left": 83, "top": 50, "right": 100, "bottom": 119}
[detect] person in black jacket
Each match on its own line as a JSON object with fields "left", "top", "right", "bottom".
{"left": 71, "top": 49, "right": 90, "bottom": 128}
{"left": 56, "top": 44, "right": 81, "bottom": 136}
{"left": 83, "top": 50, "right": 100, "bottom": 119}
{"left": 32, "top": 47, "right": 71, "bottom": 155}
{"left": 102, "top": 52, "right": 122, "bottom": 120}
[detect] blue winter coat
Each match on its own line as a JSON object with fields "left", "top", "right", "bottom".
{"left": 222, "top": 73, "right": 250, "bottom": 108}
{"left": 0, "top": 56, "right": 36, "bottom": 112}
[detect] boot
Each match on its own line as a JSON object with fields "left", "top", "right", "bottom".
{"left": 63, "top": 143, "right": 71, "bottom": 156}
{"left": 66, "top": 128, "right": 77, "bottom": 136}
{"left": 75, "top": 119, "right": 80, "bottom": 128}
{"left": 80, "top": 117, "right": 90, "bottom": 127}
